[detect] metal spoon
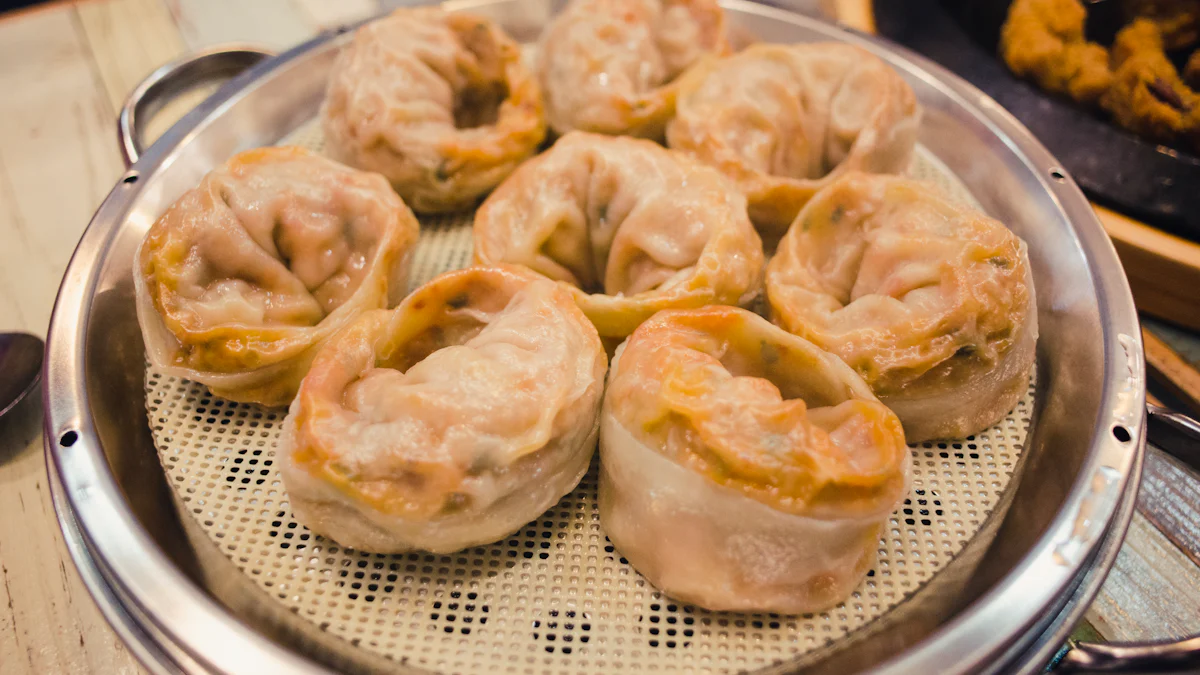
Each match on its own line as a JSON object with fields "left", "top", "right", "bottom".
{"left": 0, "top": 332, "right": 44, "bottom": 420}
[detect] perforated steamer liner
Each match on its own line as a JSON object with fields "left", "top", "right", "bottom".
{"left": 143, "top": 118, "right": 1035, "bottom": 675}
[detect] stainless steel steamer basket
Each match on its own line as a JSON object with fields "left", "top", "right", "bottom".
{"left": 41, "top": 0, "right": 1190, "bottom": 672}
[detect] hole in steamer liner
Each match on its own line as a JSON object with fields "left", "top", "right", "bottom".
{"left": 532, "top": 608, "right": 591, "bottom": 654}
{"left": 430, "top": 591, "right": 488, "bottom": 636}
{"left": 639, "top": 602, "right": 695, "bottom": 649}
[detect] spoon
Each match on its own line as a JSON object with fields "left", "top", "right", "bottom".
{"left": 0, "top": 332, "right": 44, "bottom": 420}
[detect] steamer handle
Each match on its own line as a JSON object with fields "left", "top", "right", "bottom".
{"left": 117, "top": 45, "right": 275, "bottom": 167}
{"left": 1055, "top": 405, "right": 1200, "bottom": 673}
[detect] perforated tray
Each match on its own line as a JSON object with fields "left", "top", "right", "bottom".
{"left": 144, "top": 118, "right": 1034, "bottom": 674}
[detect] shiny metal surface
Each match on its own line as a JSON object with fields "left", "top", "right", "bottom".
{"left": 1046, "top": 405, "right": 1200, "bottom": 672}
{"left": 44, "top": 1, "right": 1154, "bottom": 673}
{"left": 0, "top": 332, "right": 43, "bottom": 420}
{"left": 117, "top": 44, "right": 275, "bottom": 166}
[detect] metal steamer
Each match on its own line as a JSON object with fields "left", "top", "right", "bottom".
{"left": 42, "top": 1, "right": 1200, "bottom": 673}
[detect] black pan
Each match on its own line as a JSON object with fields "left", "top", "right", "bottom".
{"left": 871, "top": 0, "right": 1200, "bottom": 243}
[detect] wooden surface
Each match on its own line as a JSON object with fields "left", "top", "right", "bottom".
{"left": 0, "top": 2, "right": 379, "bottom": 672}
{"left": 0, "top": 1, "right": 1198, "bottom": 673}
{"left": 1144, "top": 325, "right": 1200, "bottom": 417}
{"left": 1101, "top": 207, "right": 1200, "bottom": 332}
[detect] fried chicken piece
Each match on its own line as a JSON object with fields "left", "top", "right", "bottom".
{"left": 1185, "top": 49, "right": 1200, "bottom": 88}
{"left": 1000, "top": 0, "right": 1113, "bottom": 106}
{"left": 1122, "top": 0, "right": 1200, "bottom": 50}
{"left": 1103, "top": 19, "right": 1200, "bottom": 149}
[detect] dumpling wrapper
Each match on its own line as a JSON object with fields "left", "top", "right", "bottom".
{"left": 473, "top": 131, "right": 764, "bottom": 340}
{"left": 766, "top": 172, "right": 1038, "bottom": 442}
{"left": 134, "top": 146, "right": 419, "bottom": 406}
{"left": 279, "top": 265, "right": 607, "bottom": 554}
{"left": 538, "top": 0, "right": 731, "bottom": 139}
{"left": 322, "top": 7, "right": 545, "bottom": 213}
{"left": 667, "top": 43, "right": 920, "bottom": 243}
{"left": 601, "top": 306, "right": 910, "bottom": 613}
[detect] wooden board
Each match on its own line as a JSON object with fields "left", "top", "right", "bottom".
{"left": 0, "top": 7, "right": 143, "bottom": 673}
{"left": 1087, "top": 510, "right": 1200, "bottom": 642}
{"left": 0, "top": 1, "right": 363, "bottom": 672}
{"left": 1101, "top": 208, "right": 1200, "bottom": 332}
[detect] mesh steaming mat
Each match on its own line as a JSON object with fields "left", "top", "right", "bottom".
{"left": 144, "top": 118, "right": 1035, "bottom": 674}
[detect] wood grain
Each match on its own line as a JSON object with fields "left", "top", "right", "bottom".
{"left": 1146, "top": 317, "right": 1200, "bottom": 367}
{"left": 165, "top": 0, "right": 318, "bottom": 50}
{"left": 822, "top": 0, "right": 874, "bottom": 32}
{"left": 1137, "top": 447, "right": 1200, "bottom": 570}
{"left": 75, "top": 0, "right": 187, "bottom": 113}
{"left": 0, "top": 5, "right": 145, "bottom": 673}
{"left": 0, "top": 397, "right": 144, "bottom": 675}
{"left": 1086, "top": 513, "right": 1200, "bottom": 643}
{"left": 1102, "top": 208, "right": 1200, "bottom": 332}
{"left": 0, "top": 1, "right": 354, "bottom": 671}
{"left": 0, "top": 5, "right": 124, "bottom": 336}
{"left": 1144, "top": 326, "right": 1200, "bottom": 417}
{"left": 291, "top": 0, "right": 380, "bottom": 30}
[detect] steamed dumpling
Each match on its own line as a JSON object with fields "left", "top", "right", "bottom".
{"left": 279, "top": 265, "right": 606, "bottom": 554}
{"left": 134, "top": 146, "right": 419, "bottom": 406}
{"left": 667, "top": 43, "right": 920, "bottom": 242}
{"left": 473, "top": 131, "right": 764, "bottom": 339}
{"left": 766, "top": 172, "right": 1037, "bottom": 442}
{"left": 322, "top": 7, "right": 545, "bottom": 213}
{"left": 538, "top": 0, "right": 731, "bottom": 139}
{"left": 601, "top": 306, "right": 910, "bottom": 613}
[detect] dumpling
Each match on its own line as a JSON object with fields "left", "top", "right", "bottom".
{"left": 765, "top": 172, "right": 1037, "bottom": 442}
{"left": 538, "top": 0, "right": 731, "bottom": 139}
{"left": 666, "top": 43, "right": 920, "bottom": 242}
{"left": 279, "top": 265, "right": 607, "bottom": 554}
{"left": 321, "top": 7, "right": 545, "bottom": 213}
{"left": 601, "top": 306, "right": 910, "bottom": 614}
{"left": 134, "top": 146, "right": 419, "bottom": 406}
{"left": 473, "top": 131, "right": 764, "bottom": 340}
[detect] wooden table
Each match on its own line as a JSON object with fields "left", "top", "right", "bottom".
{"left": 0, "top": 1, "right": 1197, "bottom": 672}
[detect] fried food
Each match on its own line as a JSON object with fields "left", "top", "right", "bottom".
{"left": 473, "top": 132, "right": 764, "bottom": 340}
{"left": 765, "top": 173, "right": 1037, "bottom": 442}
{"left": 600, "top": 306, "right": 910, "bottom": 613}
{"left": 322, "top": 8, "right": 545, "bottom": 213}
{"left": 1185, "top": 49, "right": 1200, "bottom": 88}
{"left": 1103, "top": 19, "right": 1200, "bottom": 149}
{"left": 537, "top": 0, "right": 731, "bottom": 139}
{"left": 1000, "top": 0, "right": 1113, "bottom": 106}
{"left": 1122, "top": 0, "right": 1200, "bottom": 49}
{"left": 280, "top": 265, "right": 606, "bottom": 553}
{"left": 665, "top": 43, "right": 920, "bottom": 244}
{"left": 134, "top": 147, "right": 420, "bottom": 406}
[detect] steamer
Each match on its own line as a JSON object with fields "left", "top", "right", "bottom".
{"left": 43, "top": 1, "right": 1200, "bottom": 672}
